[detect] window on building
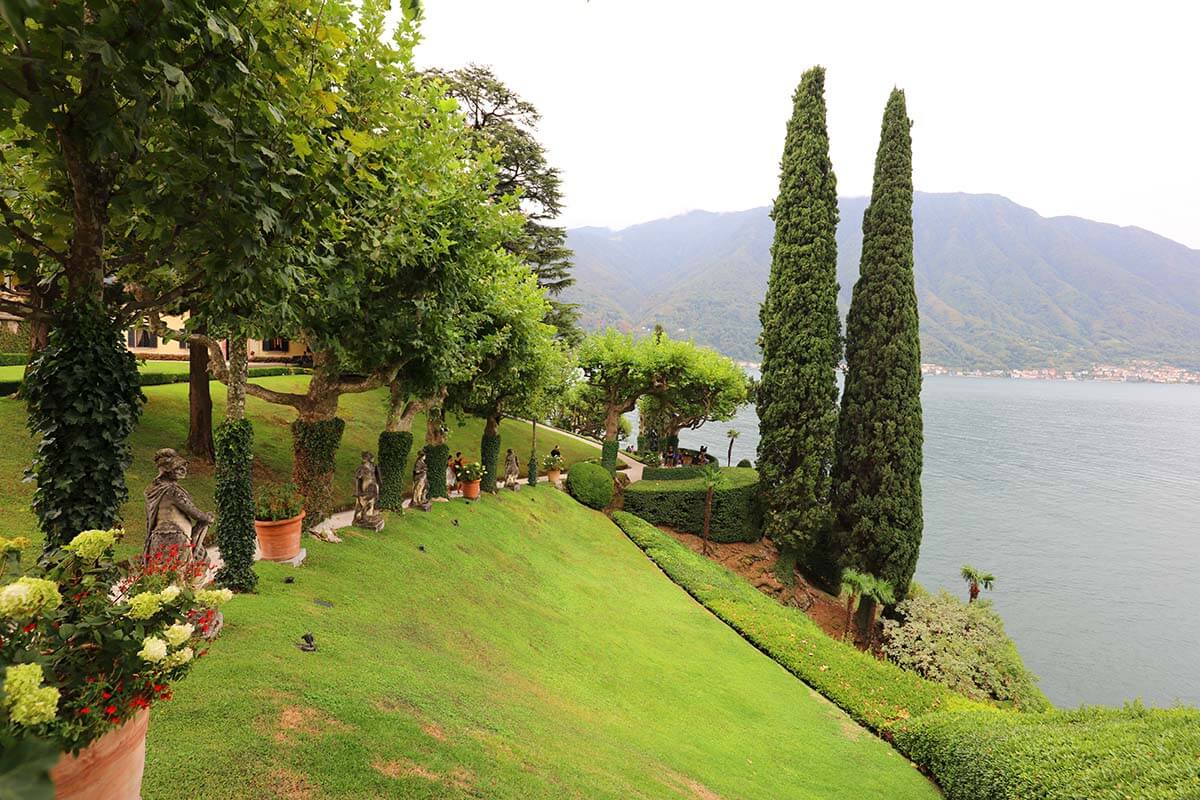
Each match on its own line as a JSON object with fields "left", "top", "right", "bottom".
{"left": 262, "top": 337, "right": 289, "bottom": 353}
{"left": 127, "top": 329, "right": 157, "bottom": 348}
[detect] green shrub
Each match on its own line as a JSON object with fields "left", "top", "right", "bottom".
{"left": 736, "top": 458, "right": 753, "bottom": 468}
{"left": 377, "top": 431, "right": 413, "bottom": 511}
{"left": 457, "top": 461, "right": 485, "bottom": 482}
{"left": 641, "top": 451, "right": 662, "bottom": 468}
{"left": 254, "top": 482, "right": 303, "bottom": 521}
{"left": 426, "top": 443, "right": 451, "bottom": 499}
{"left": 480, "top": 432, "right": 501, "bottom": 493}
{"left": 24, "top": 304, "right": 145, "bottom": 549}
{"left": 291, "top": 417, "right": 345, "bottom": 526}
{"left": 893, "top": 704, "right": 1200, "bottom": 800}
{"left": 600, "top": 439, "right": 619, "bottom": 472}
{"left": 611, "top": 511, "right": 977, "bottom": 731}
{"left": 541, "top": 453, "right": 565, "bottom": 472}
{"left": 0, "top": 352, "right": 28, "bottom": 366}
{"left": 566, "top": 461, "right": 613, "bottom": 510}
{"left": 641, "top": 465, "right": 707, "bottom": 481}
{"left": 623, "top": 468, "right": 762, "bottom": 542}
{"left": 214, "top": 418, "right": 256, "bottom": 592}
{"left": 527, "top": 453, "right": 538, "bottom": 487}
{"left": 883, "top": 592, "right": 1049, "bottom": 711}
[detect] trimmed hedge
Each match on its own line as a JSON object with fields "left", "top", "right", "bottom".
{"left": 291, "top": 417, "right": 345, "bottom": 527}
{"left": 612, "top": 511, "right": 975, "bottom": 730}
{"left": 139, "top": 365, "right": 305, "bottom": 387}
{"left": 213, "top": 419, "right": 257, "bottom": 592}
{"left": 426, "top": 443, "right": 450, "bottom": 499}
{"left": 600, "top": 439, "right": 619, "bottom": 472}
{"left": 480, "top": 432, "right": 501, "bottom": 493}
{"left": 736, "top": 458, "right": 753, "bottom": 468}
{"left": 623, "top": 467, "right": 762, "bottom": 542}
{"left": 0, "top": 352, "right": 28, "bottom": 366}
{"left": 613, "top": 512, "right": 1199, "bottom": 800}
{"left": 566, "top": 461, "right": 613, "bottom": 510}
{"left": 378, "top": 431, "right": 413, "bottom": 510}
{"left": 894, "top": 705, "right": 1200, "bottom": 800}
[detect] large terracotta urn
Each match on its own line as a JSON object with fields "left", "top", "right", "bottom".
{"left": 546, "top": 469, "right": 561, "bottom": 484}
{"left": 51, "top": 710, "right": 149, "bottom": 800}
{"left": 255, "top": 510, "right": 306, "bottom": 561}
{"left": 461, "top": 479, "right": 482, "bottom": 500}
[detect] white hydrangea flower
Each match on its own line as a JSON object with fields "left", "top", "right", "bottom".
{"left": 164, "top": 646, "right": 194, "bottom": 669}
{"left": 164, "top": 623, "right": 194, "bottom": 648}
{"left": 138, "top": 636, "right": 169, "bottom": 663}
{"left": 159, "top": 585, "right": 182, "bottom": 602}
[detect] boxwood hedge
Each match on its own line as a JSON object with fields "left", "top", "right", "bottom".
{"left": 622, "top": 467, "right": 761, "bottom": 542}
{"left": 566, "top": 461, "right": 613, "bottom": 510}
{"left": 613, "top": 511, "right": 1200, "bottom": 799}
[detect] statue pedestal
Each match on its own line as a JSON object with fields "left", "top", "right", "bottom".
{"left": 355, "top": 517, "right": 385, "bottom": 533}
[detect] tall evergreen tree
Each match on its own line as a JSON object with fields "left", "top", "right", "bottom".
{"left": 833, "top": 88, "right": 923, "bottom": 601}
{"left": 755, "top": 66, "right": 842, "bottom": 565}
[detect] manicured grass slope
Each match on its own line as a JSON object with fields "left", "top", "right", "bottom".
{"left": 0, "top": 376, "right": 599, "bottom": 558}
{"left": 144, "top": 490, "right": 938, "bottom": 799}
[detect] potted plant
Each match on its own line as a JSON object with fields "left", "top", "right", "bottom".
{"left": 253, "top": 483, "right": 305, "bottom": 562}
{"left": 0, "top": 528, "right": 232, "bottom": 799}
{"left": 457, "top": 461, "right": 485, "bottom": 499}
{"left": 541, "top": 453, "right": 565, "bottom": 483}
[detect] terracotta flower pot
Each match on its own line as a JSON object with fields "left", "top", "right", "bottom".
{"left": 461, "top": 479, "right": 481, "bottom": 499}
{"left": 255, "top": 510, "right": 306, "bottom": 561}
{"left": 547, "top": 469, "right": 561, "bottom": 484}
{"left": 51, "top": 710, "right": 149, "bottom": 800}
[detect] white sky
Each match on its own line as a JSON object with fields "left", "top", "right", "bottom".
{"left": 412, "top": 1, "right": 1200, "bottom": 248}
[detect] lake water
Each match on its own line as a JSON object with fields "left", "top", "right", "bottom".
{"left": 644, "top": 376, "right": 1200, "bottom": 708}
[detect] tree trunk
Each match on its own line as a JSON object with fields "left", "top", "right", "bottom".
{"left": 843, "top": 596, "right": 856, "bottom": 642}
{"left": 969, "top": 583, "right": 980, "bottom": 603}
{"left": 226, "top": 337, "right": 248, "bottom": 421}
{"left": 186, "top": 327, "right": 215, "bottom": 462}
{"left": 854, "top": 597, "right": 877, "bottom": 650}
{"left": 702, "top": 485, "right": 714, "bottom": 555}
{"left": 727, "top": 438, "right": 734, "bottom": 466}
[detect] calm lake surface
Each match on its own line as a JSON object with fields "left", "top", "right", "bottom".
{"left": 659, "top": 376, "right": 1200, "bottom": 708}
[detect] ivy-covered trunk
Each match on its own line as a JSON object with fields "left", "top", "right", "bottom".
{"left": 292, "top": 415, "right": 345, "bottom": 528}
{"left": 425, "top": 409, "right": 449, "bottom": 499}
{"left": 527, "top": 418, "right": 538, "bottom": 487}
{"left": 602, "top": 407, "right": 622, "bottom": 472}
{"left": 480, "top": 413, "right": 501, "bottom": 493}
{"left": 214, "top": 419, "right": 257, "bottom": 591}
{"left": 378, "top": 431, "right": 413, "bottom": 510}
{"left": 24, "top": 303, "right": 144, "bottom": 550}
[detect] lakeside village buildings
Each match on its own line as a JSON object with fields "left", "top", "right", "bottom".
{"left": 920, "top": 361, "right": 1200, "bottom": 384}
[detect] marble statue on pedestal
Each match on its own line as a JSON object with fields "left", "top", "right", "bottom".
{"left": 353, "top": 451, "right": 385, "bottom": 531}
{"left": 144, "top": 448, "right": 213, "bottom": 570}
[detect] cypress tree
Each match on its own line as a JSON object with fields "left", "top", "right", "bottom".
{"left": 833, "top": 88, "right": 923, "bottom": 601}
{"left": 756, "top": 66, "right": 842, "bottom": 566}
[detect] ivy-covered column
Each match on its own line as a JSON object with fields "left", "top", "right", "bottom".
{"left": 425, "top": 408, "right": 450, "bottom": 499}
{"left": 214, "top": 418, "right": 256, "bottom": 591}
{"left": 24, "top": 303, "right": 144, "bottom": 550}
{"left": 378, "top": 430, "right": 413, "bottom": 510}
{"left": 292, "top": 417, "right": 346, "bottom": 526}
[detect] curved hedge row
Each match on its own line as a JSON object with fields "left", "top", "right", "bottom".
{"left": 622, "top": 467, "right": 761, "bottom": 542}
{"left": 613, "top": 511, "right": 1200, "bottom": 800}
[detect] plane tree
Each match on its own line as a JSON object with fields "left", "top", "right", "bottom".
{"left": 636, "top": 348, "right": 748, "bottom": 453}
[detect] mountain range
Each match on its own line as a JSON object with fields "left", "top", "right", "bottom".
{"left": 562, "top": 192, "right": 1200, "bottom": 369}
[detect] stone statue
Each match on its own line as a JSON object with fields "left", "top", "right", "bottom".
{"left": 410, "top": 450, "right": 431, "bottom": 511}
{"left": 503, "top": 448, "right": 521, "bottom": 491}
{"left": 144, "top": 448, "right": 213, "bottom": 569}
{"left": 353, "top": 451, "right": 385, "bottom": 531}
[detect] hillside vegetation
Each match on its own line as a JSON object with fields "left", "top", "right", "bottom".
{"left": 565, "top": 193, "right": 1200, "bottom": 369}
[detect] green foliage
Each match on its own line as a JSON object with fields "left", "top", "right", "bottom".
{"left": 637, "top": 352, "right": 748, "bottom": 444}
{"left": 833, "top": 89, "right": 923, "bottom": 600}
{"left": 290, "top": 418, "right": 345, "bottom": 526}
{"left": 757, "top": 66, "right": 843, "bottom": 565}
{"left": 377, "top": 431, "right": 413, "bottom": 511}
{"left": 426, "top": 443, "right": 451, "bottom": 499}
{"left": 0, "top": 737, "right": 57, "bottom": 800}
{"left": 0, "top": 353, "right": 28, "bottom": 367}
{"left": 565, "top": 462, "right": 613, "bottom": 510}
{"left": 138, "top": 367, "right": 304, "bottom": 388}
{"left": 526, "top": 454, "right": 538, "bottom": 487}
{"left": 600, "top": 439, "right": 619, "bottom": 472}
{"left": 883, "top": 592, "right": 1047, "bottom": 710}
{"left": 893, "top": 705, "right": 1200, "bottom": 800}
{"left": 641, "top": 463, "right": 711, "bottom": 481}
{"left": 480, "top": 432, "right": 502, "bottom": 493}
{"left": 252, "top": 483, "right": 303, "bottom": 523}
{"left": 736, "top": 458, "right": 753, "bottom": 469}
{"left": 457, "top": 461, "right": 485, "bottom": 483}
{"left": 611, "top": 512, "right": 981, "bottom": 733}
{"left": 540, "top": 453, "right": 565, "bottom": 472}
{"left": 213, "top": 419, "right": 256, "bottom": 592}
{"left": 23, "top": 305, "right": 145, "bottom": 549}
{"left": 641, "top": 451, "right": 662, "bottom": 468}
{"left": 622, "top": 468, "right": 761, "bottom": 543}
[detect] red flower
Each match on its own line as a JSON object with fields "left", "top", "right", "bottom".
{"left": 105, "top": 705, "right": 117, "bottom": 715}
{"left": 79, "top": 707, "right": 90, "bottom": 715}
{"left": 102, "top": 692, "right": 112, "bottom": 700}
{"left": 22, "top": 622, "right": 36, "bottom": 633}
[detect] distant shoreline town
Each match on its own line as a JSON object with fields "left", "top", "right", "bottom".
{"left": 733, "top": 360, "right": 1200, "bottom": 385}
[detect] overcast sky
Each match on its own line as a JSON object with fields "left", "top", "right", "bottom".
{"left": 411, "top": 1, "right": 1200, "bottom": 248}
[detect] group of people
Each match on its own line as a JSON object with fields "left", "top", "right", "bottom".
{"left": 658, "top": 444, "right": 708, "bottom": 468}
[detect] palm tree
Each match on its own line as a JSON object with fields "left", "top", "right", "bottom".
{"left": 861, "top": 577, "right": 896, "bottom": 651}
{"left": 726, "top": 428, "right": 740, "bottom": 466}
{"left": 961, "top": 565, "right": 995, "bottom": 603}
{"left": 699, "top": 464, "right": 724, "bottom": 556}
{"left": 839, "top": 568, "right": 873, "bottom": 642}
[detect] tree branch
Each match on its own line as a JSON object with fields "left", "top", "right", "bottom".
{"left": 0, "top": 196, "right": 65, "bottom": 263}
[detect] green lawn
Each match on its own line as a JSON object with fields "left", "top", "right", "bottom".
{"left": 143, "top": 489, "right": 938, "bottom": 799}
{"left": 0, "top": 376, "right": 600, "bottom": 558}
{"left": 0, "top": 357, "right": 195, "bottom": 382}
